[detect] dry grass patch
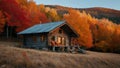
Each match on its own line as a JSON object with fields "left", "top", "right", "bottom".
{"left": 0, "top": 45, "right": 120, "bottom": 68}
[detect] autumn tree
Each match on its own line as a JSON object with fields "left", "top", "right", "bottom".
{"left": 110, "top": 25, "right": 120, "bottom": 52}
{"left": 64, "top": 9, "right": 93, "bottom": 48}
{"left": 0, "top": 0, "right": 50, "bottom": 32}
{"left": 27, "top": 1, "right": 49, "bottom": 26}
{"left": 88, "top": 16, "right": 120, "bottom": 52}
{"left": 95, "top": 19, "right": 113, "bottom": 42}
{"left": 0, "top": 0, "right": 30, "bottom": 32}
{"left": 43, "top": 6, "right": 62, "bottom": 22}
{"left": 39, "top": 4, "right": 45, "bottom": 12}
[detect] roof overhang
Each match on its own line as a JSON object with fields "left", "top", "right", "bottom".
{"left": 17, "top": 21, "right": 79, "bottom": 38}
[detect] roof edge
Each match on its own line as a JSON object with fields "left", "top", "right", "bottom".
{"left": 17, "top": 21, "right": 66, "bottom": 35}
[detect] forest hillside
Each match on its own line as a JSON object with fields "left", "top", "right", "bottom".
{"left": 46, "top": 5, "right": 120, "bottom": 24}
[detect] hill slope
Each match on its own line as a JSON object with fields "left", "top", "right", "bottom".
{"left": 45, "top": 5, "right": 120, "bottom": 24}
{"left": 0, "top": 45, "right": 120, "bottom": 68}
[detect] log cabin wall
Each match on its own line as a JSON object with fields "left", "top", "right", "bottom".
{"left": 23, "top": 33, "right": 48, "bottom": 49}
{"left": 48, "top": 28, "right": 69, "bottom": 46}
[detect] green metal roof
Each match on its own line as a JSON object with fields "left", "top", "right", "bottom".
{"left": 18, "top": 21, "right": 65, "bottom": 34}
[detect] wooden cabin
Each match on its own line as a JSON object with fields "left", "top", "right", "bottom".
{"left": 18, "top": 21, "right": 79, "bottom": 50}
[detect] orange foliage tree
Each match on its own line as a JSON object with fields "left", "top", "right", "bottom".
{"left": 64, "top": 9, "right": 93, "bottom": 48}
{"left": 110, "top": 25, "right": 120, "bottom": 52}
{"left": 16, "top": 0, "right": 49, "bottom": 27}
{"left": 89, "top": 17, "right": 120, "bottom": 52}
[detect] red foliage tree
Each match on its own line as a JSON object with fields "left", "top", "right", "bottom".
{"left": 0, "top": 0, "right": 30, "bottom": 32}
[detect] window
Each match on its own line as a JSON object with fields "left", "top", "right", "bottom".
{"left": 59, "top": 29, "right": 62, "bottom": 34}
{"left": 62, "top": 37, "right": 65, "bottom": 45}
{"left": 57, "top": 37, "right": 61, "bottom": 44}
{"left": 57, "top": 36, "right": 66, "bottom": 45}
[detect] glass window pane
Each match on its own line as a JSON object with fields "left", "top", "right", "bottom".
{"left": 57, "top": 37, "right": 61, "bottom": 44}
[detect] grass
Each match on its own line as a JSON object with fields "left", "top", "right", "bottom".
{"left": 0, "top": 42, "right": 120, "bottom": 68}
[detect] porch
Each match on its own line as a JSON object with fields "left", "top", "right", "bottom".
{"left": 49, "top": 45, "right": 86, "bottom": 54}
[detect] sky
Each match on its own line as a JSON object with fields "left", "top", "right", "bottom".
{"left": 34, "top": 0, "right": 120, "bottom": 10}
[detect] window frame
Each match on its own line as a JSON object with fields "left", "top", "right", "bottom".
{"left": 57, "top": 36, "right": 66, "bottom": 45}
